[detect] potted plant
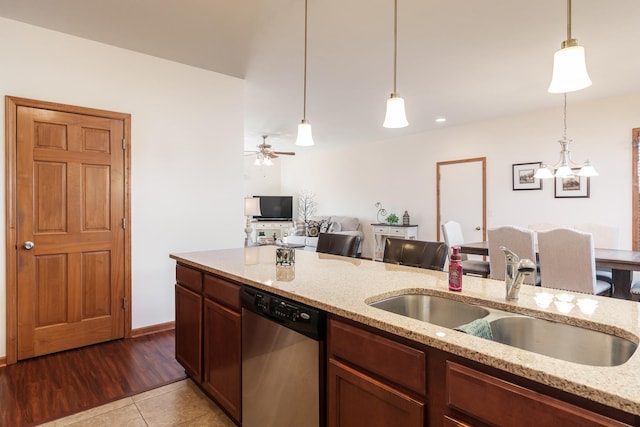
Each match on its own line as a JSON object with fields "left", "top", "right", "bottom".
{"left": 386, "top": 213, "right": 399, "bottom": 224}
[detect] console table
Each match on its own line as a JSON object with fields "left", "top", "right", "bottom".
{"left": 371, "top": 223, "right": 419, "bottom": 261}
{"left": 253, "top": 221, "right": 293, "bottom": 244}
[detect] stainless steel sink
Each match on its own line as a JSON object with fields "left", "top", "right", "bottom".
{"left": 368, "top": 294, "right": 490, "bottom": 329}
{"left": 490, "top": 316, "right": 637, "bottom": 367}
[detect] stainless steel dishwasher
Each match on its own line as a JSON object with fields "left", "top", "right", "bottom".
{"left": 241, "top": 285, "right": 325, "bottom": 427}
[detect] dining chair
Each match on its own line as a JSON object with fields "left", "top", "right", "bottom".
{"left": 441, "top": 220, "right": 490, "bottom": 278}
{"left": 488, "top": 226, "right": 539, "bottom": 285}
{"left": 316, "top": 233, "right": 361, "bottom": 258}
{"left": 573, "top": 223, "right": 619, "bottom": 285}
{"left": 537, "top": 228, "right": 612, "bottom": 296}
{"left": 631, "top": 282, "right": 640, "bottom": 302}
{"left": 383, "top": 238, "right": 448, "bottom": 271}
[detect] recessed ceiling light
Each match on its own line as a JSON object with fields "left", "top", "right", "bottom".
{"left": 435, "top": 117, "right": 446, "bottom": 123}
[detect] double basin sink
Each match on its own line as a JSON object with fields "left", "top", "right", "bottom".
{"left": 368, "top": 293, "right": 637, "bottom": 367}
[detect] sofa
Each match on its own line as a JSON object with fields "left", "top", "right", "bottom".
{"left": 286, "top": 216, "right": 364, "bottom": 255}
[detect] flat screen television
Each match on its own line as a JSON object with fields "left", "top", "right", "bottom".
{"left": 253, "top": 196, "right": 293, "bottom": 221}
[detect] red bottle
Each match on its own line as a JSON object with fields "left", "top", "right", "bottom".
{"left": 448, "top": 246, "right": 463, "bottom": 292}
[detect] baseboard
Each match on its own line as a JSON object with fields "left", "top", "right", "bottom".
{"left": 0, "top": 356, "right": 6, "bottom": 368}
{"left": 131, "top": 321, "right": 175, "bottom": 338}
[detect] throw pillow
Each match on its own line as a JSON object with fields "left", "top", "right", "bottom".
{"left": 320, "top": 219, "right": 330, "bottom": 233}
{"left": 306, "top": 220, "right": 320, "bottom": 237}
{"left": 294, "top": 220, "right": 306, "bottom": 236}
{"left": 328, "top": 221, "right": 342, "bottom": 233}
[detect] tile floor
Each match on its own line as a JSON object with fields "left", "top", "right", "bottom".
{"left": 39, "top": 379, "right": 236, "bottom": 427}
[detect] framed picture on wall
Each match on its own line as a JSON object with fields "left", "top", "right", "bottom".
{"left": 512, "top": 162, "right": 543, "bottom": 191}
{"left": 555, "top": 170, "right": 590, "bottom": 198}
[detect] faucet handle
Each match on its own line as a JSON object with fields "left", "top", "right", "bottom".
{"left": 500, "top": 246, "right": 519, "bottom": 264}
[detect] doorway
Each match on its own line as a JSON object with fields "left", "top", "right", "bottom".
{"left": 633, "top": 128, "right": 640, "bottom": 251}
{"left": 436, "top": 157, "right": 487, "bottom": 243}
{"left": 5, "top": 96, "right": 132, "bottom": 364}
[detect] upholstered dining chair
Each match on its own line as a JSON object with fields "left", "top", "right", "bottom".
{"left": 631, "top": 281, "right": 640, "bottom": 302}
{"left": 573, "top": 223, "right": 620, "bottom": 285}
{"left": 488, "top": 225, "right": 539, "bottom": 285}
{"left": 537, "top": 228, "right": 612, "bottom": 296}
{"left": 316, "top": 233, "right": 361, "bottom": 258}
{"left": 441, "top": 220, "right": 490, "bottom": 278}
{"left": 383, "top": 238, "right": 448, "bottom": 272}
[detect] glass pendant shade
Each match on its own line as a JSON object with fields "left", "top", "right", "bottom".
{"left": 577, "top": 161, "right": 598, "bottom": 177}
{"left": 554, "top": 165, "right": 575, "bottom": 178}
{"left": 533, "top": 166, "right": 554, "bottom": 180}
{"left": 548, "top": 43, "right": 592, "bottom": 93}
{"left": 383, "top": 94, "right": 408, "bottom": 128}
{"left": 295, "top": 119, "right": 314, "bottom": 146}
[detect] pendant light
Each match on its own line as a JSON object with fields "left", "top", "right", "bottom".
{"left": 534, "top": 93, "right": 598, "bottom": 179}
{"left": 383, "top": 0, "right": 408, "bottom": 128}
{"left": 548, "top": 0, "right": 592, "bottom": 93}
{"left": 295, "top": 0, "right": 314, "bottom": 146}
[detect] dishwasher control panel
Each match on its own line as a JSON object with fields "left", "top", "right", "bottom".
{"left": 241, "top": 285, "right": 326, "bottom": 340}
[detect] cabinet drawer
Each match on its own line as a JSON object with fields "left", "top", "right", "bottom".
{"left": 373, "top": 226, "right": 390, "bottom": 233}
{"left": 389, "top": 228, "right": 406, "bottom": 235}
{"left": 446, "top": 362, "right": 629, "bottom": 427}
{"left": 329, "top": 318, "right": 426, "bottom": 396}
{"left": 204, "top": 274, "right": 241, "bottom": 311}
{"left": 176, "top": 264, "right": 202, "bottom": 292}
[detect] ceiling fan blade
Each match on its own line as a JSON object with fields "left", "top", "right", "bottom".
{"left": 273, "top": 151, "right": 296, "bottom": 156}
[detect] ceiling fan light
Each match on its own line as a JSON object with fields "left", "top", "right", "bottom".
{"left": 548, "top": 44, "right": 592, "bottom": 93}
{"left": 383, "top": 94, "right": 408, "bottom": 128}
{"left": 263, "top": 157, "right": 273, "bottom": 166}
{"left": 254, "top": 157, "right": 261, "bottom": 166}
{"left": 295, "top": 119, "right": 314, "bottom": 146}
{"left": 534, "top": 165, "right": 554, "bottom": 180}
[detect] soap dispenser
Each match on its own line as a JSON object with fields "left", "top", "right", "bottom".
{"left": 448, "top": 246, "right": 463, "bottom": 292}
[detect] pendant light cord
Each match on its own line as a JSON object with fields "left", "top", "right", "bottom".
{"left": 302, "top": 0, "right": 308, "bottom": 120}
{"left": 563, "top": 93, "right": 567, "bottom": 140}
{"left": 566, "top": 0, "right": 572, "bottom": 41}
{"left": 393, "top": 0, "right": 398, "bottom": 93}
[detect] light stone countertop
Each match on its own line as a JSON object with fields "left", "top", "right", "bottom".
{"left": 170, "top": 246, "right": 640, "bottom": 416}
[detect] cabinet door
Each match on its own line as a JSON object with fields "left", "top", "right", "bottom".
{"left": 203, "top": 299, "right": 242, "bottom": 423}
{"left": 327, "top": 359, "right": 424, "bottom": 427}
{"left": 175, "top": 284, "right": 202, "bottom": 382}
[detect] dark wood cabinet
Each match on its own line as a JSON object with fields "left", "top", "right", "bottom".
{"left": 202, "top": 298, "right": 241, "bottom": 423}
{"left": 175, "top": 283, "right": 202, "bottom": 382}
{"left": 174, "top": 265, "right": 242, "bottom": 425}
{"left": 443, "top": 361, "right": 631, "bottom": 427}
{"left": 327, "top": 317, "right": 427, "bottom": 427}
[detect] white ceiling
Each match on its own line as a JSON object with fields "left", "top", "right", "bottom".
{"left": 1, "top": 0, "right": 639, "bottom": 152}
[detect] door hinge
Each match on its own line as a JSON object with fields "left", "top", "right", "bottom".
{"left": 122, "top": 297, "right": 127, "bottom": 310}
{"left": 122, "top": 138, "right": 126, "bottom": 150}
{"left": 122, "top": 218, "right": 126, "bottom": 229}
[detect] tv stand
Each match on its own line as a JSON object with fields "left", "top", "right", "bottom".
{"left": 253, "top": 220, "right": 293, "bottom": 244}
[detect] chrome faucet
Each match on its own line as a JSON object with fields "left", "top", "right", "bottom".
{"left": 501, "top": 246, "right": 536, "bottom": 301}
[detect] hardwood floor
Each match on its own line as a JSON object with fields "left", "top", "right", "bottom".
{"left": 0, "top": 330, "right": 186, "bottom": 427}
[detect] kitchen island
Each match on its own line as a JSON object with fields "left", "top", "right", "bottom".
{"left": 171, "top": 246, "right": 640, "bottom": 426}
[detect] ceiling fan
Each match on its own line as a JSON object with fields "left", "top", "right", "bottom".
{"left": 246, "top": 135, "right": 295, "bottom": 165}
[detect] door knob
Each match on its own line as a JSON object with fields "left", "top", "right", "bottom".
{"left": 23, "top": 241, "right": 34, "bottom": 250}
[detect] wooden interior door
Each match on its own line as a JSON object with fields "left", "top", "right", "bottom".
{"left": 6, "top": 97, "right": 131, "bottom": 362}
{"left": 436, "top": 158, "right": 487, "bottom": 243}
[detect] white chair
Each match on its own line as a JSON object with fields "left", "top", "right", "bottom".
{"left": 573, "top": 223, "right": 620, "bottom": 284}
{"left": 573, "top": 223, "right": 620, "bottom": 249}
{"left": 441, "top": 220, "right": 490, "bottom": 278}
{"left": 631, "top": 282, "right": 640, "bottom": 301}
{"left": 537, "top": 228, "right": 612, "bottom": 296}
{"left": 488, "top": 226, "right": 538, "bottom": 285}
{"left": 527, "top": 223, "right": 563, "bottom": 232}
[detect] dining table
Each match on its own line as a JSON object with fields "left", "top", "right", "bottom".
{"left": 458, "top": 241, "right": 640, "bottom": 300}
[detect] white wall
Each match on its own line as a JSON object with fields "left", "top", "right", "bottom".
{"left": 274, "top": 92, "right": 640, "bottom": 259}
{"left": 0, "top": 18, "right": 245, "bottom": 357}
